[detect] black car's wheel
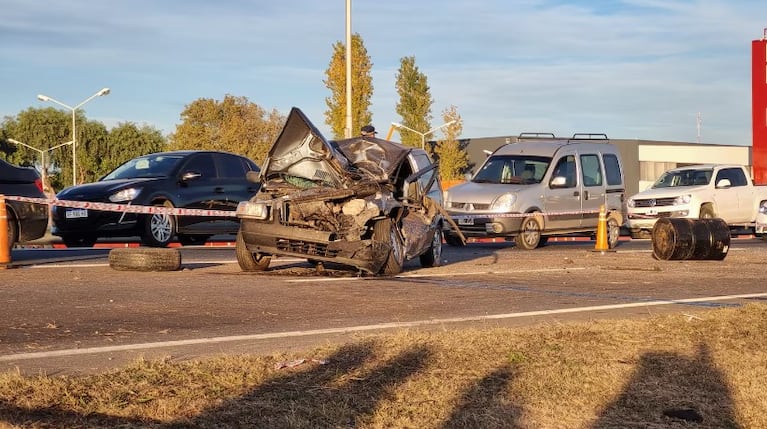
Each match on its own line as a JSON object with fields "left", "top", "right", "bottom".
{"left": 61, "top": 234, "right": 97, "bottom": 248}
{"left": 177, "top": 234, "right": 211, "bottom": 246}
{"left": 607, "top": 217, "right": 621, "bottom": 249}
{"left": 419, "top": 227, "right": 443, "bottom": 268}
{"left": 373, "top": 218, "right": 404, "bottom": 275}
{"left": 444, "top": 232, "right": 465, "bottom": 247}
{"left": 6, "top": 209, "right": 18, "bottom": 252}
{"left": 141, "top": 202, "right": 175, "bottom": 247}
{"left": 236, "top": 231, "right": 271, "bottom": 271}
{"left": 514, "top": 214, "right": 542, "bottom": 250}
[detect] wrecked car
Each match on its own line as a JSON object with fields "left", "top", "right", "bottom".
{"left": 235, "top": 107, "right": 445, "bottom": 275}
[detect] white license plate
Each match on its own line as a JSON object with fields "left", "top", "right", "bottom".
{"left": 646, "top": 209, "right": 657, "bottom": 215}
{"left": 65, "top": 208, "right": 88, "bottom": 219}
{"left": 457, "top": 217, "right": 474, "bottom": 226}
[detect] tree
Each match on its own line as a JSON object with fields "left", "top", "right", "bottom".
{"left": 324, "top": 33, "right": 373, "bottom": 139}
{"left": 169, "top": 95, "right": 285, "bottom": 165}
{"left": 395, "top": 56, "right": 433, "bottom": 148}
{"left": 433, "top": 105, "right": 469, "bottom": 181}
{"left": 103, "top": 123, "right": 167, "bottom": 174}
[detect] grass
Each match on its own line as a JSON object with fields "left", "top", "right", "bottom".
{"left": 1, "top": 304, "right": 766, "bottom": 428}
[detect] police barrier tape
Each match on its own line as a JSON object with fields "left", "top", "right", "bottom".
{"left": 4, "top": 194, "right": 611, "bottom": 219}
{"left": 3, "top": 195, "right": 237, "bottom": 217}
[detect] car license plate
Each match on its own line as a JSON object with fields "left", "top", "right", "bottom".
{"left": 646, "top": 209, "right": 657, "bottom": 216}
{"left": 457, "top": 216, "right": 474, "bottom": 226}
{"left": 65, "top": 208, "right": 88, "bottom": 219}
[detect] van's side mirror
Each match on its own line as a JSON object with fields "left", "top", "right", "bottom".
{"left": 715, "top": 178, "right": 731, "bottom": 189}
{"left": 246, "top": 170, "right": 261, "bottom": 184}
{"left": 549, "top": 176, "right": 567, "bottom": 188}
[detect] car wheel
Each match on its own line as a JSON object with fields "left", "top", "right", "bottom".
{"left": 108, "top": 248, "right": 181, "bottom": 271}
{"left": 419, "top": 227, "right": 443, "bottom": 268}
{"left": 699, "top": 204, "right": 715, "bottom": 219}
{"left": 514, "top": 215, "right": 542, "bottom": 250}
{"left": 6, "top": 209, "right": 18, "bottom": 252}
{"left": 607, "top": 217, "right": 621, "bottom": 249}
{"left": 373, "top": 218, "right": 404, "bottom": 275}
{"left": 141, "top": 202, "right": 175, "bottom": 247}
{"left": 61, "top": 234, "right": 97, "bottom": 248}
{"left": 235, "top": 231, "right": 271, "bottom": 271}
{"left": 177, "top": 234, "right": 211, "bottom": 246}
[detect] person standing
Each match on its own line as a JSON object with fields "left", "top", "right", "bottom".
{"left": 360, "top": 125, "right": 377, "bottom": 137}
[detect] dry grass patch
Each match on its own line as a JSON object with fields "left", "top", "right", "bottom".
{"left": 1, "top": 304, "right": 766, "bottom": 428}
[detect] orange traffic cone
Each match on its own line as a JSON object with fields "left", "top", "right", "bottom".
{"left": 593, "top": 204, "right": 609, "bottom": 253}
{"left": 0, "top": 195, "right": 10, "bottom": 268}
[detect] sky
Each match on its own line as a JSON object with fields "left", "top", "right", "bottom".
{"left": 1, "top": 0, "right": 764, "bottom": 146}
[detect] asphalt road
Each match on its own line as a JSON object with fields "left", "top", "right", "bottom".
{"left": 2, "top": 238, "right": 767, "bottom": 375}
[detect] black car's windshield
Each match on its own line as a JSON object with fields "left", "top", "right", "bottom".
{"left": 102, "top": 154, "right": 185, "bottom": 180}
{"left": 652, "top": 169, "right": 712, "bottom": 188}
{"left": 472, "top": 155, "right": 551, "bottom": 184}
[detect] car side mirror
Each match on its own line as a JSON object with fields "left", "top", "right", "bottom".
{"left": 549, "top": 176, "right": 567, "bottom": 188}
{"left": 246, "top": 170, "right": 261, "bottom": 184}
{"left": 715, "top": 178, "right": 731, "bottom": 189}
{"left": 181, "top": 171, "right": 202, "bottom": 181}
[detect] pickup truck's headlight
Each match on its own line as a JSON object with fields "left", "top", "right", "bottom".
{"left": 627, "top": 198, "right": 635, "bottom": 208}
{"left": 237, "top": 201, "right": 268, "bottom": 220}
{"left": 674, "top": 194, "right": 692, "bottom": 205}
{"left": 109, "top": 187, "right": 140, "bottom": 202}
{"left": 491, "top": 193, "right": 516, "bottom": 211}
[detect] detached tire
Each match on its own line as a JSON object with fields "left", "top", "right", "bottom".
{"left": 108, "top": 247, "right": 181, "bottom": 272}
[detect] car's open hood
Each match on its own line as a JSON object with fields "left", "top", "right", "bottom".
{"left": 261, "top": 107, "right": 412, "bottom": 187}
{"left": 261, "top": 107, "right": 351, "bottom": 187}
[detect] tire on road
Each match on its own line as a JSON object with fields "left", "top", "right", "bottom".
{"left": 108, "top": 247, "right": 182, "bottom": 271}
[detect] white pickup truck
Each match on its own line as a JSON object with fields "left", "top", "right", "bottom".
{"left": 626, "top": 164, "right": 767, "bottom": 238}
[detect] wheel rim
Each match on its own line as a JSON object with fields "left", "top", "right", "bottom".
{"left": 431, "top": 229, "right": 442, "bottom": 262}
{"left": 390, "top": 226, "right": 403, "bottom": 264}
{"left": 521, "top": 219, "right": 540, "bottom": 246}
{"left": 150, "top": 213, "right": 173, "bottom": 243}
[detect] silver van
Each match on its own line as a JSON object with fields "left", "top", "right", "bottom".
{"left": 443, "top": 133, "right": 625, "bottom": 249}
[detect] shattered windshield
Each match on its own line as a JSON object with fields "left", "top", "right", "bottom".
{"left": 652, "top": 169, "right": 712, "bottom": 188}
{"left": 102, "top": 154, "right": 184, "bottom": 180}
{"left": 472, "top": 155, "right": 550, "bottom": 184}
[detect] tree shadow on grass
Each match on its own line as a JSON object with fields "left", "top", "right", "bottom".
{"left": 439, "top": 365, "right": 523, "bottom": 429}
{"left": 0, "top": 340, "right": 432, "bottom": 428}
{"left": 591, "top": 343, "right": 742, "bottom": 429}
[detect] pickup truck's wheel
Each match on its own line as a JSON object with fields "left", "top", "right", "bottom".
{"left": 419, "top": 227, "right": 443, "bottom": 268}
{"left": 236, "top": 231, "right": 271, "bottom": 271}
{"left": 699, "top": 204, "right": 715, "bottom": 219}
{"left": 608, "top": 217, "right": 620, "bottom": 249}
{"left": 141, "top": 201, "right": 175, "bottom": 247}
{"left": 374, "top": 218, "right": 404, "bottom": 275}
{"left": 515, "top": 215, "right": 542, "bottom": 250}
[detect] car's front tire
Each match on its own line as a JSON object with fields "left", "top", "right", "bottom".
{"left": 419, "top": 227, "right": 443, "bottom": 268}
{"left": 515, "top": 214, "right": 542, "bottom": 250}
{"left": 141, "top": 202, "right": 175, "bottom": 247}
{"left": 236, "top": 231, "right": 271, "bottom": 271}
{"left": 373, "top": 218, "right": 404, "bottom": 275}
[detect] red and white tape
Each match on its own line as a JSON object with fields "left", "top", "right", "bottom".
{"left": 449, "top": 208, "right": 601, "bottom": 219}
{"left": 2, "top": 195, "right": 237, "bottom": 217}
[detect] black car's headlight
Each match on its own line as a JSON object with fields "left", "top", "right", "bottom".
{"left": 109, "top": 188, "right": 141, "bottom": 202}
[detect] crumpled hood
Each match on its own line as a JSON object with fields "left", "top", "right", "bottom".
{"left": 261, "top": 107, "right": 350, "bottom": 187}
{"left": 335, "top": 137, "right": 411, "bottom": 182}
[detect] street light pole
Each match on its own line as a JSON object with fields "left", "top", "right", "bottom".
{"left": 37, "top": 87, "right": 110, "bottom": 186}
{"left": 391, "top": 120, "right": 457, "bottom": 149}
{"left": 7, "top": 138, "right": 73, "bottom": 193}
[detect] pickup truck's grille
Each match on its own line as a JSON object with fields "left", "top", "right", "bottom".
{"left": 632, "top": 197, "right": 678, "bottom": 208}
{"left": 448, "top": 201, "right": 491, "bottom": 210}
{"left": 276, "top": 239, "right": 338, "bottom": 258}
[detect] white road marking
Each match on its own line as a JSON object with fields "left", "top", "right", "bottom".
{"left": 2, "top": 291, "right": 765, "bottom": 362}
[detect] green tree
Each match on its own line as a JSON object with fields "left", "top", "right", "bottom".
{"left": 433, "top": 105, "right": 468, "bottom": 181}
{"left": 323, "top": 33, "right": 373, "bottom": 139}
{"left": 169, "top": 95, "right": 285, "bottom": 165}
{"left": 394, "top": 56, "right": 433, "bottom": 148}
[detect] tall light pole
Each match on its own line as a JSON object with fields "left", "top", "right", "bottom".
{"left": 37, "top": 87, "right": 110, "bottom": 186}
{"left": 391, "top": 120, "right": 457, "bottom": 149}
{"left": 8, "top": 138, "right": 73, "bottom": 193}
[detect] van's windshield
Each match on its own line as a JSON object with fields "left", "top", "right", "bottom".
{"left": 472, "top": 155, "right": 551, "bottom": 184}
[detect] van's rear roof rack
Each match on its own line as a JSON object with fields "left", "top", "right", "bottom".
{"left": 518, "top": 132, "right": 556, "bottom": 139}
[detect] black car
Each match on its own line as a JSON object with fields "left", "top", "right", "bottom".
{"left": 0, "top": 158, "right": 50, "bottom": 250}
{"left": 52, "top": 150, "right": 260, "bottom": 247}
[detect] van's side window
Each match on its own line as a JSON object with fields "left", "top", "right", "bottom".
{"left": 580, "top": 154, "right": 603, "bottom": 187}
{"left": 551, "top": 155, "right": 576, "bottom": 188}
{"left": 603, "top": 154, "right": 622, "bottom": 186}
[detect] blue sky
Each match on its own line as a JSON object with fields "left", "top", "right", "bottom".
{"left": 1, "top": 0, "right": 764, "bottom": 145}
